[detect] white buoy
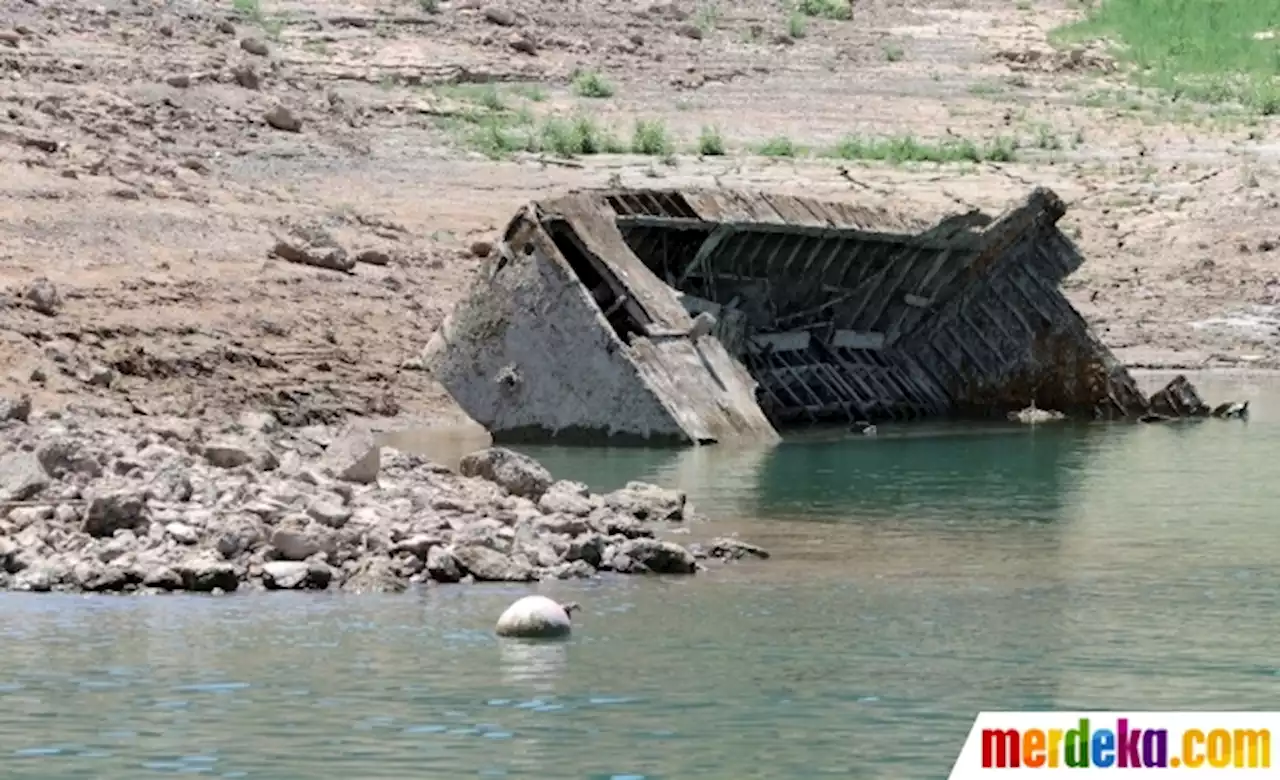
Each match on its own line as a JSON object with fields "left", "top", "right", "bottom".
{"left": 495, "top": 595, "right": 580, "bottom": 639}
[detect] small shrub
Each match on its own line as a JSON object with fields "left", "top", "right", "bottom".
{"left": 795, "top": 0, "right": 851, "bottom": 21}
{"left": 419, "top": 0, "right": 439, "bottom": 12}
{"left": 572, "top": 70, "right": 615, "bottom": 99}
{"left": 883, "top": 43, "right": 905, "bottom": 62}
{"left": 787, "top": 11, "right": 807, "bottom": 39}
{"left": 697, "top": 125, "right": 726, "bottom": 156}
{"left": 758, "top": 136, "right": 797, "bottom": 157}
{"left": 631, "top": 119, "right": 673, "bottom": 156}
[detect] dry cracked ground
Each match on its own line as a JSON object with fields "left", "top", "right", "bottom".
{"left": 1, "top": 0, "right": 1278, "bottom": 430}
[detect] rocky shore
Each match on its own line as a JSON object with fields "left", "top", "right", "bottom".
{"left": 0, "top": 400, "right": 768, "bottom": 595}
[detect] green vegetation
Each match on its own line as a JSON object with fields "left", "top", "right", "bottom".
{"left": 758, "top": 136, "right": 799, "bottom": 157}
{"left": 433, "top": 81, "right": 1025, "bottom": 164}
{"left": 882, "top": 43, "right": 905, "bottom": 62}
{"left": 1054, "top": 0, "right": 1280, "bottom": 114}
{"left": 232, "top": 0, "right": 260, "bottom": 15}
{"left": 795, "top": 0, "right": 852, "bottom": 21}
{"left": 787, "top": 12, "right": 807, "bottom": 38}
{"left": 826, "top": 134, "right": 1018, "bottom": 164}
{"left": 418, "top": 0, "right": 439, "bottom": 12}
{"left": 697, "top": 125, "right": 726, "bottom": 156}
{"left": 572, "top": 70, "right": 615, "bottom": 99}
{"left": 631, "top": 119, "right": 673, "bottom": 156}
{"left": 695, "top": 0, "right": 721, "bottom": 34}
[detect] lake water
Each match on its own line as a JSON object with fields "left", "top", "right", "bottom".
{"left": 2, "top": 371, "right": 1279, "bottom": 779}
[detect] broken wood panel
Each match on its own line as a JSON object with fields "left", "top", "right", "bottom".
{"left": 543, "top": 197, "right": 694, "bottom": 330}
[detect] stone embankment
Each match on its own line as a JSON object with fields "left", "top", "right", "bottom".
{"left": 0, "top": 400, "right": 768, "bottom": 595}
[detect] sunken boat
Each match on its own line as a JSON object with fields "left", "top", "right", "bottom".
{"left": 422, "top": 186, "right": 1216, "bottom": 446}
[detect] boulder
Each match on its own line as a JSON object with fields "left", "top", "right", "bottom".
{"left": 458, "top": 447, "right": 552, "bottom": 501}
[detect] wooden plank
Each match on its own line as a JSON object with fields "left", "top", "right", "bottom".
{"left": 749, "top": 331, "right": 810, "bottom": 353}
{"left": 830, "top": 330, "right": 885, "bottom": 350}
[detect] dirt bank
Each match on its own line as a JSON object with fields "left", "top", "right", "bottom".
{"left": 1, "top": 0, "right": 1277, "bottom": 430}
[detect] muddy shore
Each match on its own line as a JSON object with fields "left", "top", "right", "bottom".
{"left": 2, "top": 0, "right": 1279, "bottom": 434}
{"left": 0, "top": 403, "right": 768, "bottom": 595}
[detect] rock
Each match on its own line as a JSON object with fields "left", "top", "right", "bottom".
{"left": 548, "top": 560, "right": 596, "bottom": 579}
{"left": 483, "top": 6, "right": 517, "bottom": 25}
{"left": 262, "top": 560, "right": 331, "bottom": 590}
{"left": 269, "top": 524, "right": 327, "bottom": 561}
{"left": 604, "top": 481, "right": 687, "bottom": 521}
{"left": 83, "top": 492, "right": 148, "bottom": 538}
{"left": 142, "top": 565, "right": 183, "bottom": 590}
{"left": 165, "top": 73, "right": 192, "bottom": 88}
{"left": 216, "top": 19, "right": 236, "bottom": 34}
{"left": 470, "top": 241, "right": 492, "bottom": 257}
{"left": 319, "top": 423, "right": 380, "bottom": 483}
{"left": 675, "top": 23, "right": 704, "bottom": 40}
{"left": 0, "top": 394, "right": 31, "bottom": 422}
{"left": 272, "top": 239, "right": 354, "bottom": 273}
{"left": 425, "top": 545, "right": 462, "bottom": 582}
{"left": 176, "top": 556, "right": 240, "bottom": 592}
{"left": 393, "top": 533, "right": 444, "bottom": 559}
{"left": 232, "top": 64, "right": 260, "bottom": 90}
{"left": 494, "top": 595, "right": 576, "bottom": 638}
{"left": 618, "top": 538, "right": 696, "bottom": 574}
{"left": 0, "top": 30, "right": 22, "bottom": 48}
{"left": 85, "top": 364, "right": 116, "bottom": 388}
{"left": 37, "top": 438, "right": 102, "bottom": 478}
{"left": 538, "top": 480, "right": 593, "bottom": 516}
{"left": 355, "top": 249, "right": 391, "bottom": 266}
{"left": 204, "top": 441, "right": 254, "bottom": 468}
{"left": 306, "top": 496, "right": 351, "bottom": 529}
{"left": 14, "top": 564, "right": 56, "bottom": 592}
{"left": 0, "top": 452, "right": 47, "bottom": 502}
{"left": 564, "top": 532, "right": 606, "bottom": 567}
{"left": 73, "top": 561, "right": 133, "bottom": 592}
{"left": 451, "top": 544, "right": 535, "bottom": 581}
{"left": 166, "top": 522, "right": 199, "bottom": 545}
{"left": 0, "top": 411, "right": 765, "bottom": 596}
{"left": 240, "top": 36, "right": 269, "bottom": 56}
{"left": 458, "top": 447, "right": 552, "bottom": 501}
{"left": 341, "top": 556, "right": 405, "bottom": 593}
{"left": 264, "top": 105, "right": 301, "bottom": 132}
{"left": 24, "top": 278, "right": 60, "bottom": 316}
{"left": 508, "top": 31, "right": 537, "bottom": 55}
{"left": 706, "top": 537, "right": 770, "bottom": 561}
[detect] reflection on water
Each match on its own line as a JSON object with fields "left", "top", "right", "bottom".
{"left": 498, "top": 641, "right": 569, "bottom": 692}
{"left": 1, "top": 371, "right": 1279, "bottom": 779}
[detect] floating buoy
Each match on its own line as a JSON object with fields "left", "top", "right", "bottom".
{"left": 495, "top": 595, "right": 580, "bottom": 639}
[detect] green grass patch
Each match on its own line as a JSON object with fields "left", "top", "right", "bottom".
{"left": 795, "top": 0, "right": 852, "bottom": 21}
{"left": 882, "top": 43, "right": 905, "bottom": 62}
{"left": 757, "top": 136, "right": 799, "bottom": 157}
{"left": 697, "top": 125, "right": 726, "bottom": 155}
{"left": 437, "top": 83, "right": 508, "bottom": 111}
{"left": 825, "top": 134, "right": 1018, "bottom": 164}
{"left": 787, "top": 11, "right": 808, "bottom": 38}
{"left": 1054, "top": 0, "right": 1280, "bottom": 114}
{"left": 631, "top": 119, "right": 673, "bottom": 155}
{"left": 572, "top": 70, "right": 615, "bottom": 99}
{"left": 695, "top": 1, "right": 721, "bottom": 34}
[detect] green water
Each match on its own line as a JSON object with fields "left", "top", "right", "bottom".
{"left": 3, "top": 372, "right": 1280, "bottom": 779}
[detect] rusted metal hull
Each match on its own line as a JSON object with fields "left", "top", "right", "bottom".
{"left": 424, "top": 186, "right": 1214, "bottom": 446}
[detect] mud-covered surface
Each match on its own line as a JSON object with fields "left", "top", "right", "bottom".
{"left": 0, "top": 403, "right": 768, "bottom": 594}
{"left": 1, "top": 0, "right": 1278, "bottom": 429}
